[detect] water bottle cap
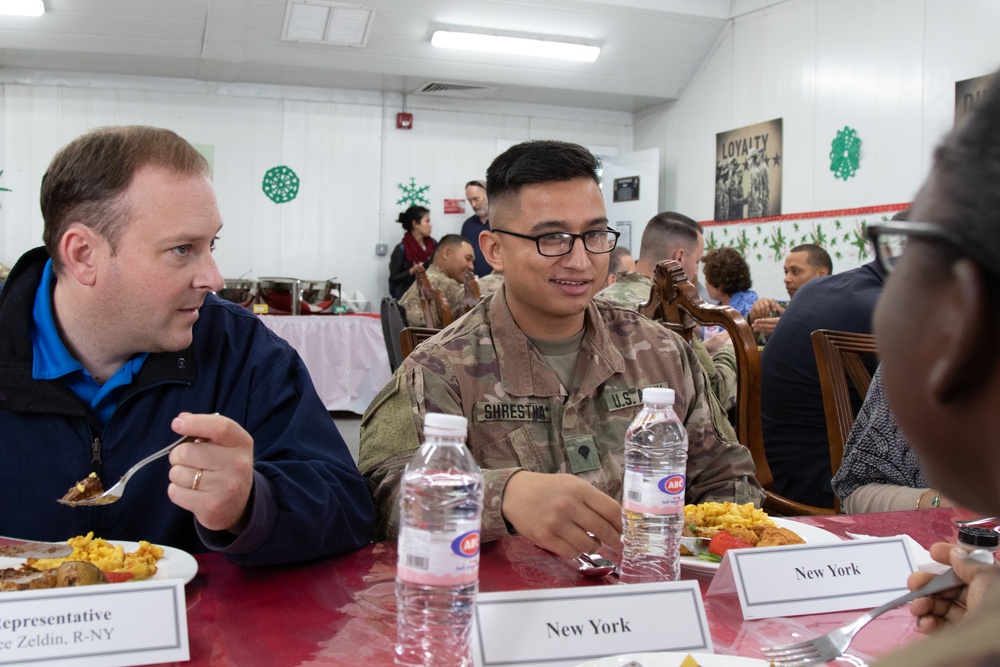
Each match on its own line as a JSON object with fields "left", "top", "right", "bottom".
{"left": 641, "top": 387, "right": 675, "bottom": 405}
{"left": 958, "top": 526, "right": 1000, "bottom": 548}
{"left": 424, "top": 412, "right": 469, "bottom": 438}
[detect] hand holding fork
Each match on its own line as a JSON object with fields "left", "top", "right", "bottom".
{"left": 762, "top": 548, "right": 996, "bottom": 666}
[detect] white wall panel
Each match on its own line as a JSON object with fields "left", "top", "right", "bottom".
{"left": 0, "top": 82, "right": 631, "bottom": 304}
{"left": 637, "top": 0, "right": 1000, "bottom": 223}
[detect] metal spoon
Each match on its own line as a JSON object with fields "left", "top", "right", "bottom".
{"left": 575, "top": 553, "right": 619, "bottom": 578}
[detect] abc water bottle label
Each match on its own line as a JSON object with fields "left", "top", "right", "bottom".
{"left": 623, "top": 470, "right": 685, "bottom": 515}
{"left": 397, "top": 519, "right": 481, "bottom": 586}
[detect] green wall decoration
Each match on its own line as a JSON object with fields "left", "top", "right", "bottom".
{"left": 0, "top": 169, "right": 11, "bottom": 193}
{"left": 262, "top": 165, "right": 300, "bottom": 204}
{"left": 829, "top": 126, "right": 861, "bottom": 180}
{"left": 396, "top": 177, "right": 430, "bottom": 207}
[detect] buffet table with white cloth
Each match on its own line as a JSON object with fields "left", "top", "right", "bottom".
{"left": 258, "top": 314, "right": 391, "bottom": 415}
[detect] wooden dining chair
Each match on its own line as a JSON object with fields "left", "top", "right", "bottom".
{"left": 413, "top": 266, "right": 453, "bottom": 328}
{"left": 459, "top": 272, "right": 481, "bottom": 316}
{"left": 810, "top": 329, "right": 880, "bottom": 498}
{"left": 399, "top": 326, "right": 440, "bottom": 360}
{"left": 638, "top": 259, "right": 835, "bottom": 516}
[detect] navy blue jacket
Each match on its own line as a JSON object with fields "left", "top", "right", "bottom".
{"left": 0, "top": 248, "right": 374, "bottom": 566}
{"left": 760, "top": 262, "right": 884, "bottom": 508}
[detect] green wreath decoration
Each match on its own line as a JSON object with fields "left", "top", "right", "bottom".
{"left": 262, "top": 165, "right": 300, "bottom": 204}
{"left": 830, "top": 127, "right": 861, "bottom": 181}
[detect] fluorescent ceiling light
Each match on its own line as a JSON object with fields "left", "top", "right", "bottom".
{"left": 0, "top": 0, "right": 44, "bottom": 16}
{"left": 431, "top": 30, "right": 600, "bottom": 63}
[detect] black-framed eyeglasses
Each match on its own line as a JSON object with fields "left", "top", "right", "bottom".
{"left": 865, "top": 221, "right": 996, "bottom": 276}
{"left": 491, "top": 228, "right": 620, "bottom": 257}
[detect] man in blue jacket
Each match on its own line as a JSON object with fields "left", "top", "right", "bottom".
{"left": 0, "top": 125, "right": 374, "bottom": 566}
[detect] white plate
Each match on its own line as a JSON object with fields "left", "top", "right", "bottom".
{"left": 0, "top": 540, "right": 198, "bottom": 584}
{"left": 577, "top": 651, "right": 770, "bottom": 666}
{"left": 680, "top": 517, "right": 841, "bottom": 575}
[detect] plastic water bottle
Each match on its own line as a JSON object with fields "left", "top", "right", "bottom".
{"left": 395, "top": 413, "right": 484, "bottom": 667}
{"left": 619, "top": 387, "right": 689, "bottom": 584}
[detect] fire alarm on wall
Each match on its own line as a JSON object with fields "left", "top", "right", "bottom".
{"left": 396, "top": 112, "right": 413, "bottom": 130}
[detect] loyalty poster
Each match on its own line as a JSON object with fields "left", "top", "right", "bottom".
{"left": 715, "top": 118, "right": 783, "bottom": 222}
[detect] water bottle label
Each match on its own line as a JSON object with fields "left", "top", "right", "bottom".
{"left": 397, "top": 520, "right": 481, "bottom": 585}
{"left": 622, "top": 470, "right": 685, "bottom": 515}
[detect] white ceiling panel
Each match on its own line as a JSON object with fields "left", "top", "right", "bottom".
{"left": 0, "top": 0, "right": 735, "bottom": 112}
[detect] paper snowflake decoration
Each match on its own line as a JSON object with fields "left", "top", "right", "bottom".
{"left": 830, "top": 127, "right": 861, "bottom": 180}
{"left": 396, "top": 177, "right": 430, "bottom": 206}
{"left": 262, "top": 166, "right": 300, "bottom": 204}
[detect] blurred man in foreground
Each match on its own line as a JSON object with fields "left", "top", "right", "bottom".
{"left": 871, "top": 74, "right": 1000, "bottom": 667}
{"left": 359, "top": 140, "right": 761, "bottom": 558}
{"left": 0, "top": 126, "right": 373, "bottom": 565}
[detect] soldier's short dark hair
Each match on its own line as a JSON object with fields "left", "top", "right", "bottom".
{"left": 41, "top": 125, "right": 209, "bottom": 274}
{"left": 607, "top": 246, "right": 633, "bottom": 277}
{"left": 788, "top": 243, "right": 833, "bottom": 274}
{"left": 638, "top": 212, "right": 701, "bottom": 264}
{"left": 486, "top": 140, "right": 601, "bottom": 223}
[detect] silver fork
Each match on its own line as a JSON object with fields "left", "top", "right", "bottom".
{"left": 762, "top": 549, "right": 995, "bottom": 666}
{"left": 58, "top": 434, "right": 195, "bottom": 507}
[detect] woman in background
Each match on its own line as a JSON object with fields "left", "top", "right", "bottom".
{"left": 388, "top": 205, "right": 435, "bottom": 300}
{"left": 702, "top": 247, "right": 759, "bottom": 317}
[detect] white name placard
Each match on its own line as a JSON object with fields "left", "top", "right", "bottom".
{"left": 0, "top": 579, "right": 189, "bottom": 666}
{"left": 472, "top": 581, "right": 711, "bottom": 667}
{"left": 712, "top": 536, "right": 917, "bottom": 619}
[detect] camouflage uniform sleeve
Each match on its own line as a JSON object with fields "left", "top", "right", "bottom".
{"left": 443, "top": 282, "right": 465, "bottom": 320}
{"left": 710, "top": 343, "right": 738, "bottom": 412}
{"left": 399, "top": 285, "right": 421, "bottom": 327}
{"left": 678, "top": 342, "right": 764, "bottom": 507}
{"left": 358, "top": 371, "right": 420, "bottom": 540}
{"left": 358, "top": 360, "right": 524, "bottom": 542}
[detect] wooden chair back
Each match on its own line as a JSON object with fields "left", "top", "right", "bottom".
{"left": 379, "top": 297, "right": 405, "bottom": 373}
{"left": 413, "top": 265, "right": 453, "bottom": 328}
{"left": 459, "top": 272, "right": 481, "bottom": 316}
{"left": 400, "top": 326, "right": 440, "bottom": 360}
{"left": 810, "top": 329, "right": 879, "bottom": 489}
{"left": 640, "top": 259, "right": 835, "bottom": 516}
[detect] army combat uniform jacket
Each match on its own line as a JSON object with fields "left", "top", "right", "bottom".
{"left": 399, "top": 264, "right": 465, "bottom": 327}
{"left": 359, "top": 287, "right": 763, "bottom": 541}
{"left": 599, "top": 271, "right": 738, "bottom": 411}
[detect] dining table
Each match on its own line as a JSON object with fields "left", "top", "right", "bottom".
{"left": 155, "top": 509, "right": 976, "bottom": 666}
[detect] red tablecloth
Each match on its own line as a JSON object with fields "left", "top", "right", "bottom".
{"left": 159, "top": 509, "right": 968, "bottom": 666}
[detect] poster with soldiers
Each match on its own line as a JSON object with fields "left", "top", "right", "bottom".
{"left": 715, "top": 118, "right": 783, "bottom": 221}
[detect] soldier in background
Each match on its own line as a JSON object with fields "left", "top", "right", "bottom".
{"left": 599, "top": 212, "right": 738, "bottom": 412}
{"left": 604, "top": 246, "right": 635, "bottom": 288}
{"left": 397, "top": 234, "right": 474, "bottom": 327}
{"left": 359, "top": 140, "right": 762, "bottom": 558}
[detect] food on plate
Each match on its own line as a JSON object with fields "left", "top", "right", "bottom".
{"left": 61, "top": 471, "right": 105, "bottom": 502}
{"left": 26, "top": 532, "right": 164, "bottom": 580}
{"left": 0, "top": 561, "right": 106, "bottom": 592}
{"left": 681, "top": 502, "right": 804, "bottom": 561}
{"left": 679, "top": 655, "right": 700, "bottom": 667}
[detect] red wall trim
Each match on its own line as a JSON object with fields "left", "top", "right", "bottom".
{"left": 700, "top": 203, "right": 911, "bottom": 227}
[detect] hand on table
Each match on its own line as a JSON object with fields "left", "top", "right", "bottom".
{"left": 908, "top": 542, "right": 1000, "bottom": 634}
{"left": 501, "top": 471, "right": 622, "bottom": 559}
{"left": 748, "top": 298, "right": 784, "bottom": 322}
{"left": 167, "top": 412, "right": 255, "bottom": 534}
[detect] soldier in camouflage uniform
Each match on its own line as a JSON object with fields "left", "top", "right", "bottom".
{"left": 398, "top": 234, "right": 474, "bottom": 327}
{"left": 598, "top": 213, "right": 738, "bottom": 412}
{"left": 359, "top": 140, "right": 763, "bottom": 560}
{"left": 477, "top": 270, "right": 504, "bottom": 298}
